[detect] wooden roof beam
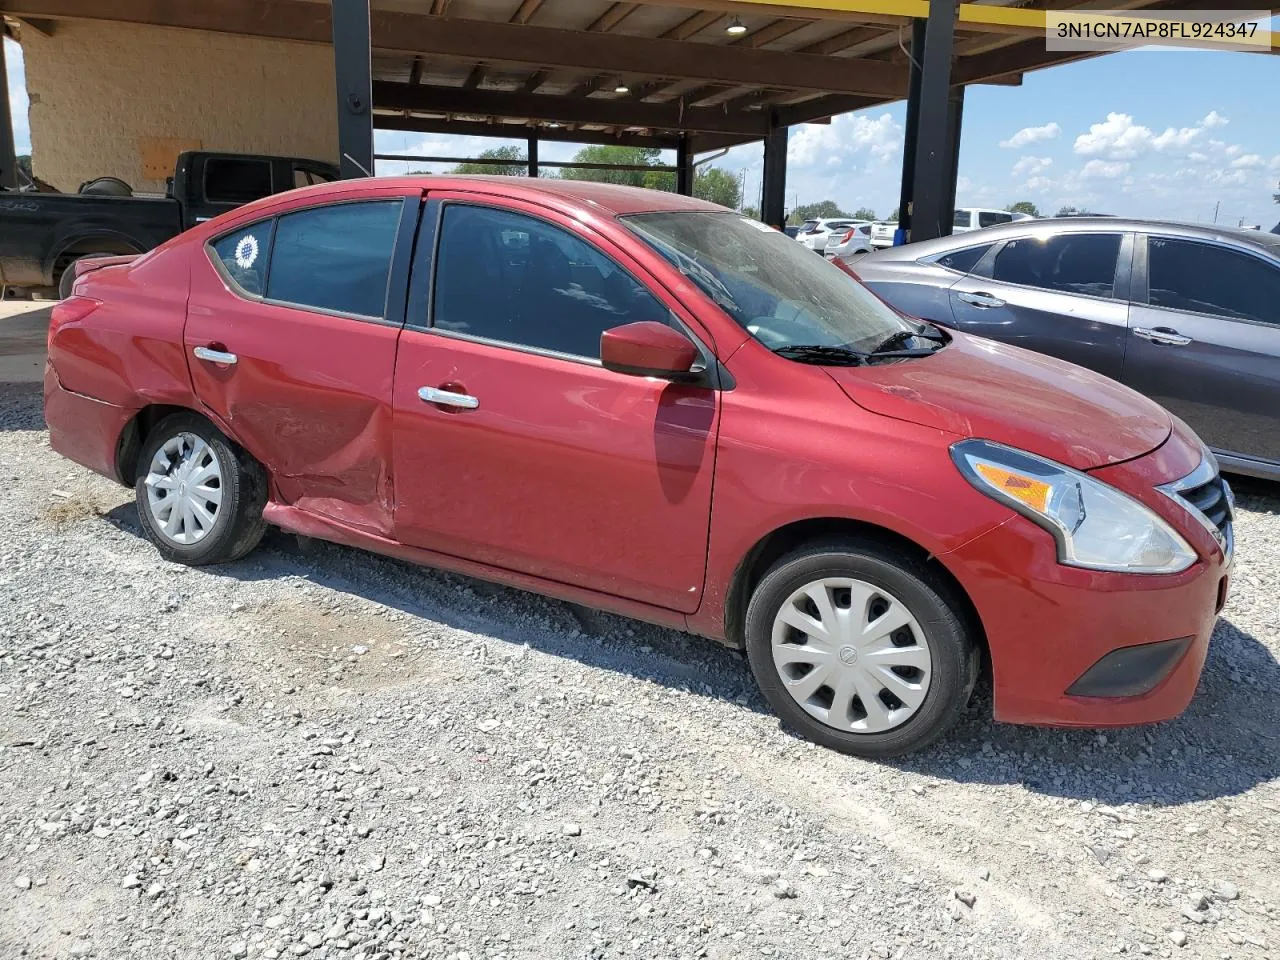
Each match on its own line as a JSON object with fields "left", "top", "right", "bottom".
{"left": 372, "top": 81, "right": 774, "bottom": 137}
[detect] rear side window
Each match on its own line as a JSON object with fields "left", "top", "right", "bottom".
{"left": 979, "top": 211, "right": 1013, "bottom": 227}
{"left": 266, "top": 201, "right": 402, "bottom": 318}
{"left": 992, "top": 233, "right": 1121, "bottom": 297}
{"left": 432, "top": 204, "right": 667, "bottom": 359}
{"left": 953, "top": 210, "right": 971, "bottom": 228}
{"left": 1147, "top": 237, "right": 1280, "bottom": 325}
{"left": 934, "top": 244, "right": 991, "bottom": 274}
{"left": 204, "top": 158, "right": 273, "bottom": 205}
{"left": 210, "top": 220, "right": 274, "bottom": 296}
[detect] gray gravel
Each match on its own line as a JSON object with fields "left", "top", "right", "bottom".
{"left": 1, "top": 379, "right": 1279, "bottom": 960}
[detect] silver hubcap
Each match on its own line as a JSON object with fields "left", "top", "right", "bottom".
{"left": 144, "top": 433, "right": 223, "bottom": 546}
{"left": 771, "top": 578, "right": 932, "bottom": 734}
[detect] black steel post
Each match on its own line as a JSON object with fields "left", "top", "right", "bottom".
{"left": 941, "top": 84, "right": 965, "bottom": 234}
{"left": 331, "top": 0, "right": 374, "bottom": 179}
{"left": 0, "top": 38, "right": 18, "bottom": 190}
{"left": 528, "top": 136, "right": 539, "bottom": 178}
{"left": 908, "top": 0, "right": 958, "bottom": 242}
{"left": 676, "top": 135, "right": 693, "bottom": 196}
{"left": 761, "top": 125, "right": 787, "bottom": 229}
{"left": 894, "top": 17, "right": 925, "bottom": 244}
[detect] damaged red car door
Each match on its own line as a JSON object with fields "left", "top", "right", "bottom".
{"left": 184, "top": 191, "right": 415, "bottom": 535}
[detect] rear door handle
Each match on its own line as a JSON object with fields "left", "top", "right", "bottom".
{"left": 418, "top": 386, "right": 479, "bottom": 410}
{"left": 1133, "top": 326, "right": 1192, "bottom": 346}
{"left": 956, "top": 291, "right": 1005, "bottom": 308}
{"left": 193, "top": 346, "right": 238, "bottom": 365}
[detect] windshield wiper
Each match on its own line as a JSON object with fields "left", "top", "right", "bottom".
{"left": 772, "top": 344, "right": 869, "bottom": 366}
{"left": 869, "top": 324, "right": 946, "bottom": 355}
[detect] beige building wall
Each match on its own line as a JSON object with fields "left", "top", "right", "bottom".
{"left": 22, "top": 20, "right": 339, "bottom": 193}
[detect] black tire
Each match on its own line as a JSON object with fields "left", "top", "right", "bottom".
{"left": 134, "top": 413, "right": 268, "bottom": 566}
{"left": 58, "top": 253, "right": 115, "bottom": 300}
{"left": 744, "top": 538, "right": 979, "bottom": 759}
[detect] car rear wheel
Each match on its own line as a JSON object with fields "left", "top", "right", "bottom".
{"left": 134, "top": 413, "right": 268, "bottom": 565}
{"left": 744, "top": 539, "right": 979, "bottom": 758}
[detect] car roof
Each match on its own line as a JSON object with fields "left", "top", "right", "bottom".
{"left": 279, "top": 174, "right": 726, "bottom": 217}
{"left": 869, "top": 215, "right": 1280, "bottom": 260}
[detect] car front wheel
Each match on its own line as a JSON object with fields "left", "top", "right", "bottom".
{"left": 744, "top": 539, "right": 979, "bottom": 758}
{"left": 134, "top": 413, "right": 268, "bottom": 565}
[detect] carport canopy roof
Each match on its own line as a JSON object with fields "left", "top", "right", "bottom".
{"left": 1, "top": 0, "right": 1276, "bottom": 151}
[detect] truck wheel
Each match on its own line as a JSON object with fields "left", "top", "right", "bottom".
{"left": 134, "top": 413, "right": 268, "bottom": 566}
{"left": 58, "top": 253, "right": 113, "bottom": 299}
{"left": 744, "top": 539, "right": 979, "bottom": 759}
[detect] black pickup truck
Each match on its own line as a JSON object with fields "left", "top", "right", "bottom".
{"left": 0, "top": 151, "right": 339, "bottom": 298}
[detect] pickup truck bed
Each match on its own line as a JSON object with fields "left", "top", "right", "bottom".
{"left": 0, "top": 192, "right": 181, "bottom": 289}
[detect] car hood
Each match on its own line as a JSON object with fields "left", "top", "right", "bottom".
{"left": 826, "top": 331, "right": 1171, "bottom": 470}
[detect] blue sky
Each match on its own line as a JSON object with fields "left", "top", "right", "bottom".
{"left": 8, "top": 35, "right": 1278, "bottom": 227}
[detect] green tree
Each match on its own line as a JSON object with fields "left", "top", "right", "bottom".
{"left": 17, "top": 155, "right": 31, "bottom": 178}
{"left": 451, "top": 146, "right": 527, "bottom": 176}
{"left": 851, "top": 207, "right": 877, "bottom": 221}
{"left": 559, "top": 145, "right": 667, "bottom": 187}
{"left": 693, "top": 167, "right": 742, "bottom": 209}
{"left": 1056, "top": 204, "right": 1095, "bottom": 217}
{"left": 1006, "top": 200, "right": 1040, "bottom": 217}
{"left": 786, "top": 200, "right": 850, "bottom": 225}
{"left": 740, "top": 205, "right": 761, "bottom": 220}
{"left": 887, "top": 206, "right": 900, "bottom": 222}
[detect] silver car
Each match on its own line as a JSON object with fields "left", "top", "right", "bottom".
{"left": 851, "top": 217, "right": 1280, "bottom": 480}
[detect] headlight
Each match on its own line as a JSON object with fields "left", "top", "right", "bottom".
{"left": 951, "top": 439, "right": 1197, "bottom": 574}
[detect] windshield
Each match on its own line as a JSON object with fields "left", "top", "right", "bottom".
{"left": 624, "top": 211, "right": 917, "bottom": 353}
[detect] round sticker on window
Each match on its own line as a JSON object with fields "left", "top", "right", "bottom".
{"left": 233, "top": 234, "right": 259, "bottom": 270}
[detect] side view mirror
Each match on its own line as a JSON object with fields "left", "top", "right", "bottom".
{"left": 601, "top": 321, "right": 701, "bottom": 382}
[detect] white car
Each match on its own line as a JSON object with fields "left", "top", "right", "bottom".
{"left": 953, "top": 207, "right": 1035, "bottom": 233}
{"left": 823, "top": 221, "right": 874, "bottom": 260}
{"left": 794, "top": 218, "right": 863, "bottom": 254}
{"left": 869, "top": 221, "right": 899, "bottom": 249}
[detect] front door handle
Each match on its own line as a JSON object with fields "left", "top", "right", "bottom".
{"left": 956, "top": 291, "right": 1006, "bottom": 309}
{"left": 418, "top": 386, "right": 479, "bottom": 410}
{"left": 1133, "top": 326, "right": 1192, "bottom": 346}
{"left": 193, "top": 345, "right": 238, "bottom": 365}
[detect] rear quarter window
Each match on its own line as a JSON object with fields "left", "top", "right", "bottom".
{"left": 210, "top": 220, "right": 274, "bottom": 296}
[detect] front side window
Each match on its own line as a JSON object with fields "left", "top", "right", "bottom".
{"left": 992, "top": 233, "right": 1121, "bottom": 298}
{"left": 934, "top": 244, "right": 992, "bottom": 275}
{"left": 266, "top": 201, "right": 402, "bottom": 318}
{"left": 205, "top": 158, "right": 273, "bottom": 205}
{"left": 210, "top": 219, "right": 275, "bottom": 296}
{"left": 433, "top": 204, "right": 668, "bottom": 359}
{"left": 978, "top": 211, "right": 1013, "bottom": 228}
{"left": 625, "top": 211, "right": 916, "bottom": 353}
{"left": 1147, "top": 237, "right": 1280, "bottom": 325}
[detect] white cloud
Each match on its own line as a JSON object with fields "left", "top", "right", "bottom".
{"left": 1080, "top": 159, "right": 1131, "bottom": 179}
{"left": 999, "top": 122, "right": 1061, "bottom": 149}
{"left": 787, "top": 112, "right": 902, "bottom": 168}
{"left": 1011, "top": 156, "right": 1052, "bottom": 178}
{"left": 1073, "top": 111, "right": 1238, "bottom": 162}
{"left": 1270, "top": 155, "right": 1280, "bottom": 171}
{"left": 1230, "top": 153, "right": 1265, "bottom": 169}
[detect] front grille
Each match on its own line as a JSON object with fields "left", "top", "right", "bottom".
{"left": 1180, "top": 473, "right": 1232, "bottom": 537}
{"left": 1157, "top": 457, "right": 1234, "bottom": 559}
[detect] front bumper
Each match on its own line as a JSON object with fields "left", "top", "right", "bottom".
{"left": 939, "top": 437, "right": 1230, "bottom": 728}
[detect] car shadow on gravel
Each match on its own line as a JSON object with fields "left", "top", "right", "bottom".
{"left": 101, "top": 498, "right": 1279, "bottom": 809}
{"left": 0, "top": 382, "right": 44, "bottom": 431}
{"left": 897, "top": 614, "right": 1280, "bottom": 807}
{"left": 100, "top": 506, "right": 771, "bottom": 712}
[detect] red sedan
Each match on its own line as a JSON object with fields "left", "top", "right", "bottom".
{"left": 44, "top": 177, "right": 1233, "bottom": 757}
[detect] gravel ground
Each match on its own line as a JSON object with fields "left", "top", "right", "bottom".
{"left": 1, "top": 376, "right": 1279, "bottom": 960}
